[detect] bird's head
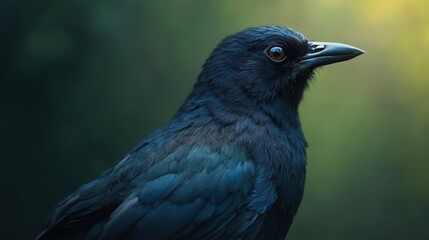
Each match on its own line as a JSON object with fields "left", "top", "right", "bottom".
{"left": 194, "top": 26, "right": 363, "bottom": 109}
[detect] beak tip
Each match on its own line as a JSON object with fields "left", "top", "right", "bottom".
{"left": 356, "top": 48, "right": 365, "bottom": 55}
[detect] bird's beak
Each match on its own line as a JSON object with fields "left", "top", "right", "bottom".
{"left": 299, "top": 42, "right": 364, "bottom": 69}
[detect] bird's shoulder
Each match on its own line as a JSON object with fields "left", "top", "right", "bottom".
{"left": 38, "top": 124, "right": 278, "bottom": 239}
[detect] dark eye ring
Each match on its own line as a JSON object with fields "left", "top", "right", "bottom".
{"left": 266, "top": 46, "right": 286, "bottom": 62}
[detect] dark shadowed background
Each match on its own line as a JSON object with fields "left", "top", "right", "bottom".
{"left": 1, "top": 0, "right": 428, "bottom": 239}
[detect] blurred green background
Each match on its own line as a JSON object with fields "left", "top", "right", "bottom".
{"left": 1, "top": 0, "right": 428, "bottom": 239}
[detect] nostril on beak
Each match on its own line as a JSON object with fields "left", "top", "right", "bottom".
{"left": 309, "top": 44, "right": 325, "bottom": 53}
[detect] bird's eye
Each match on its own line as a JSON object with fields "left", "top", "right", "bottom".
{"left": 266, "top": 46, "right": 286, "bottom": 62}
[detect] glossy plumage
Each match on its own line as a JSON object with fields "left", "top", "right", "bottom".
{"left": 37, "top": 26, "right": 363, "bottom": 240}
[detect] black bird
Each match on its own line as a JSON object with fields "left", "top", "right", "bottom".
{"left": 37, "top": 26, "right": 363, "bottom": 240}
